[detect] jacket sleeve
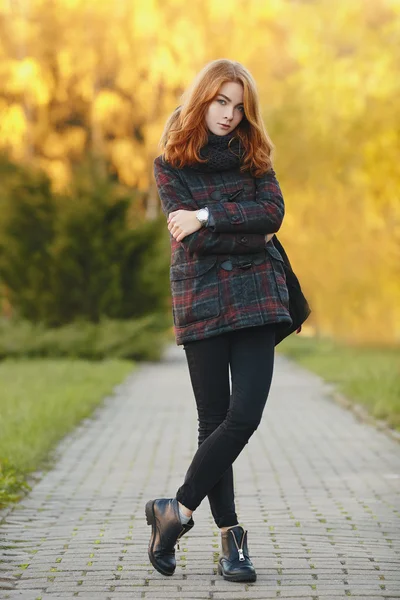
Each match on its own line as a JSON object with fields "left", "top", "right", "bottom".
{"left": 153, "top": 156, "right": 267, "bottom": 257}
{"left": 206, "top": 168, "right": 285, "bottom": 234}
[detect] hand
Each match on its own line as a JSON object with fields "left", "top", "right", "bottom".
{"left": 168, "top": 209, "right": 202, "bottom": 242}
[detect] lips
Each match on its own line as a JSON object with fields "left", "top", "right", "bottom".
{"left": 219, "top": 123, "right": 230, "bottom": 129}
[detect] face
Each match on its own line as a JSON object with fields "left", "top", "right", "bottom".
{"left": 205, "top": 81, "right": 245, "bottom": 136}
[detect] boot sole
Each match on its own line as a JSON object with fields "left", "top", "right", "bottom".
{"left": 217, "top": 561, "right": 257, "bottom": 582}
{"left": 145, "top": 500, "right": 175, "bottom": 576}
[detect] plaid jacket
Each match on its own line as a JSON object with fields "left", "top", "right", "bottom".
{"left": 153, "top": 155, "right": 293, "bottom": 345}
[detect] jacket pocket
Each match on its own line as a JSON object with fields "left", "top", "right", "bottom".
{"left": 170, "top": 257, "right": 220, "bottom": 327}
{"left": 266, "top": 245, "right": 289, "bottom": 307}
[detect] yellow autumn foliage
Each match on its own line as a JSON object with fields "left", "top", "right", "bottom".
{"left": 0, "top": 103, "right": 27, "bottom": 160}
{"left": 0, "top": 0, "right": 398, "bottom": 344}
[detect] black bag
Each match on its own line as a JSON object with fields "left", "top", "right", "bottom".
{"left": 272, "top": 236, "right": 312, "bottom": 346}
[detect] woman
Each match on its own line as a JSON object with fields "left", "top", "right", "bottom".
{"left": 145, "top": 59, "right": 293, "bottom": 583}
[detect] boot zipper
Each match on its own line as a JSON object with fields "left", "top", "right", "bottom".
{"left": 230, "top": 528, "right": 246, "bottom": 561}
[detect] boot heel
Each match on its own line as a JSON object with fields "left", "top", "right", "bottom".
{"left": 217, "top": 563, "right": 222, "bottom": 575}
{"left": 145, "top": 500, "right": 155, "bottom": 526}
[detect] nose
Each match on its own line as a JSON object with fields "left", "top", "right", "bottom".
{"left": 224, "top": 107, "right": 234, "bottom": 121}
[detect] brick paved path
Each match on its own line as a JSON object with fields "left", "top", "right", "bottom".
{"left": 1, "top": 344, "right": 399, "bottom": 600}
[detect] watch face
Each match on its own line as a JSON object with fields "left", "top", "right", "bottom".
{"left": 198, "top": 209, "right": 208, "bottom": 221}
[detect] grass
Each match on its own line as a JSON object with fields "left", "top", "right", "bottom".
{"left": 0, "top": 358, "right": 134, "bottom": 508}
{"left": 277, "top": 335, "right": 400, "bottom": 430}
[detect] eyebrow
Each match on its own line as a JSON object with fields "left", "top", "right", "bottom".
{"left": 218, "top": 93, "right": 244, "bottom": 107}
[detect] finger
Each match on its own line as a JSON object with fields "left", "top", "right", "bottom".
{"left": 168, "top": 221, "right": 178, "bottom": 233}
{"left": 171, "top": 224, "right": 180, "bottom": 235}
{"left": 169, "top": 217, "right": 179, "bottom": 228}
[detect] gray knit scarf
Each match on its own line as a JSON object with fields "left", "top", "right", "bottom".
{"left": 189, "top": 129, "right": 244, "bottom": 172}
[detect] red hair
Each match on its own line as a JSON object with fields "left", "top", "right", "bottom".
{"left": 159, "top": 59, "right": 274, "bottom": 177}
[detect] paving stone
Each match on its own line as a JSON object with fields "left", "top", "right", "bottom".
{"left": 212, "top": 593, "right": 279, "bottom": 599}
{"left": 0, "top": 346, "right": 399, "bottom": 599}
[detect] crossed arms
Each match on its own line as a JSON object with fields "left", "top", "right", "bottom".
{"left": 153, "top": 156, "right": 285, "bottom": 257}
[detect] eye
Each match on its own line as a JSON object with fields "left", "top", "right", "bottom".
{"left": 237, "top": 106, "right": 245, "bottom": 113}
{"left": 217, "top": 98, "right": 226, "bottom": 105}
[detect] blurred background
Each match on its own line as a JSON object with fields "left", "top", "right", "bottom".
{"left": 0, "top": 0, "right": 399, "bottom": 345}
{"left": 0, "top": 0, "right": 399, "bottom": 505}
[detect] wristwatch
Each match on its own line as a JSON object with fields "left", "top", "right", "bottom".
{"left": 195, "top": 207, "right": 209, "bottom": 227}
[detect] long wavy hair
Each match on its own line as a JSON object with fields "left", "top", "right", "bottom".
{"left": 159, "top": 59, "right": 274, "bottom": 177}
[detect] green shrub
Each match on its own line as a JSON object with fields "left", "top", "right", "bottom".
{"left": 0, "top": 154, "right": 56, "bottom": 322}
{"left": 0, "top": 313, "right": 174, "bottom": 361}
{"left": 0, "top": 153, "right": 170, "bottom": 326}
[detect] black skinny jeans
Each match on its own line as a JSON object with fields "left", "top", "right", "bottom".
{"left": 175, "top": 323, "right": 275, "bottom": 528}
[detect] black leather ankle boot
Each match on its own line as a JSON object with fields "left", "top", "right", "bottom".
{"left": 145, "top": 498, "right": 194, "bottom": 576}
{"left": 218, "top": 524, "right": 256, "bottom": 582}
